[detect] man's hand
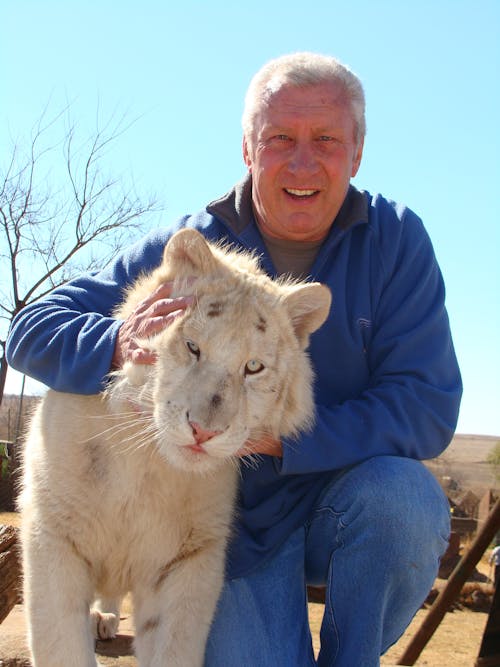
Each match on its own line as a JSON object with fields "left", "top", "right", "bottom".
{"left": 112, "top": 282, "right": 194, "bottom": 368}
{"left": 238, "top": 434, "right": 283, "bottom": 458}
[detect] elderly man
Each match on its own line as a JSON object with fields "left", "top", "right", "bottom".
{"left": 7, "top": 52, "right": 461, "bottom": 666}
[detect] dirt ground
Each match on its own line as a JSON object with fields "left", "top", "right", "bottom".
{"left": 0, "top": 512, "right": 492, "bottom": 666}
{"left": 309, "top": 602, "right": 489, "bottom": 666}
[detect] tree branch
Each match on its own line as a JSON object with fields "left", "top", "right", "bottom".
{"left": 0, "top": 102, "right": 161, "bottom": 401}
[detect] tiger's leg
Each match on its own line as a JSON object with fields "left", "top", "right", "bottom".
{"left": 23, "top": 529, "right": 99, "bottom": 667}
{"left": 133, "top": 542, "right": 225, "bottom": 667}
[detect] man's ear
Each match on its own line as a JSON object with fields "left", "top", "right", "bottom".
{"left": 242, "top": 135, "right": 252, "bottom": 171}
{"left": 351, "top": 137, "right": 364, "bottom": 177}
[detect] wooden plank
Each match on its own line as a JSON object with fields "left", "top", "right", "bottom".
{"left": 0, "top": 524, "right": 21, "bottom": 624}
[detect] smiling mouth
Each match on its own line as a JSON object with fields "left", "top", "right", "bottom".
{"left": 284, "top": 188, "right": 319, "bottom": 198}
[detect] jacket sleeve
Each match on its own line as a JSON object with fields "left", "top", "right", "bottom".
{"left": 279, "top": 207, "right": 462, "bottom": 473}
{"left": 6, "top": 230, "right": 168, "bottom": 394}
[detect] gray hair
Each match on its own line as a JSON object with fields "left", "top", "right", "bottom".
{"left": 242, "top": 52, "right": 366, "bottom": 147}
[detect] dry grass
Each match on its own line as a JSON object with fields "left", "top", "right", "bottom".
{"left": 381, "top": 608, "right": 488, "bottom": 666}
{"left": 309, "top": 604, "right": 488, "bottom": 667}
{"left": 308, "top": 602, "right": 488, "bottom": 666}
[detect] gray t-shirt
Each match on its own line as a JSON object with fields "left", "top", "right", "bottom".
{"left": 260, "top": 232, "right": 323, "bottom": 280}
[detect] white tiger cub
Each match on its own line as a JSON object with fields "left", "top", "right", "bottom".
{"left": 19, "top": 228, "right": 331, "bottom": 667}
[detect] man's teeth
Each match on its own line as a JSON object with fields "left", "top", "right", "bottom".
{"left": 285, "top": 188, "right": 316, "bottom": 196}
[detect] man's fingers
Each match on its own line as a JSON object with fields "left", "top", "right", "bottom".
{"left": 130, "top": 348, "right": 158, "bottom": 365}
{"left": 237, "top": 436, "right": 283, "bottom": 458}
{"left": 141, "top": 296, "right": 194, "bottom": 334}
{"left": 142, "top": 308, "right": 188, "bottom": 336}
{"left": 150, "top": 281, "right": 176, "bottom": 299}
{"left": 131, "top": 282, "right": 175, "bottom": 315}
{"left": 143, "top": 279, "right": 198, "bottom": 309}
{"left": 148, "top": 295, "right": 195, "bottom": 318}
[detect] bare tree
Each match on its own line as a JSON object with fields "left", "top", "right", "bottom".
{"left": 0, "top": 105, "right": 160, "bottom": 403}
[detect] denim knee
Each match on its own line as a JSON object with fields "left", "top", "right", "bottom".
{"left": 306, "top": 456, "right": 451, "bottom": 584}
{"left": 306, "top": 457, "right": 451, "bottom": 665}
{"left": 350, "top": 456, "right": 449, "bottom": 542}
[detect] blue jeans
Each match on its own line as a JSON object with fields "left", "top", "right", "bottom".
{"left": 204, "top": 456, "right": 450, "bottom": 666}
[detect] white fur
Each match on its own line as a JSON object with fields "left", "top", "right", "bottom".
{"left": 19, "top": 229, "right": 331, "bottom": 667}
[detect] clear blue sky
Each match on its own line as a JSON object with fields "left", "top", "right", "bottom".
{"left": 1, "top": 0, "right": 499, "bottom": 436}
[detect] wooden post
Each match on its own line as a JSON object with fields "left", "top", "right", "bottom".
{"left": 398, "top": 498, "right": 500, "bottom": 666}
{"left": 0, "top": 524, "right": 21, "bottom": 624}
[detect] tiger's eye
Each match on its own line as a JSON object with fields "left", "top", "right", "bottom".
{"left": 186, "top": 340, "right": 200, "bottom": 358}
{"left": 245, "top": 360, "right": 264, "bottom": 375}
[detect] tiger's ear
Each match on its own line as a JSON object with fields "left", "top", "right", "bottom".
{"left": 283, "top": 283, "right": 332, "bottom": 348}
{"left": 163, "top": 229, "right": 218, "bottom": 276}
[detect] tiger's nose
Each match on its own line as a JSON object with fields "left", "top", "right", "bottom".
{"left": 189, "top": 421, "right": 222, "bottom": 445}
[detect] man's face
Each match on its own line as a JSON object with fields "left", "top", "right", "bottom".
{"left": 243, "top": 83, "right": 363, "bottom": 242}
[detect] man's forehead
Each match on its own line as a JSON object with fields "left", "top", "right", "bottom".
{"left": 268, "top": 80, "right": 344, "bottom": 103}
{"left": 258, "top": 88, "right": 350, "bottom": 128}
{"left": 261, "top": 83, "right": 348, "bottom": 117}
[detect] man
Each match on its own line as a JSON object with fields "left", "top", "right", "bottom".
{"left": 7, "top": 52, "right": 461, "bottom": 665}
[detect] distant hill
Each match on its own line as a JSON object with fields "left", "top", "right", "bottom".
{"left": 426, "top": 433, "right": 500, "bottom": 496}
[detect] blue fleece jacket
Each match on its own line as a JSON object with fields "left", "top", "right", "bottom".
{"left": 6, "top": 179, "right": 462, "bottom": 578}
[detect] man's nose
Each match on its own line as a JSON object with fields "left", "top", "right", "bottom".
{"left": 288, "top": 142, "right": 319, "bottom": 174}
